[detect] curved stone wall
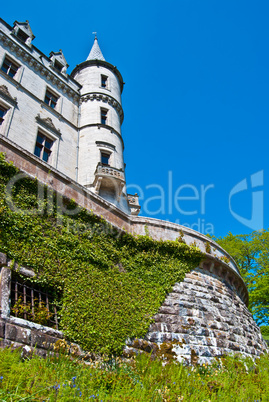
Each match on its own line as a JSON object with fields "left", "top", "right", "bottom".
{"left": 1, "top": 140, "right": 268, "bottom": 362}
{"left": 126, "top": 259, "right": 268, "bottom": 364}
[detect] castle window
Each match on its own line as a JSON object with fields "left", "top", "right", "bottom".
{"left": 54, "top": 60, "right": 63, "bottom": 73}
{"left": 16, "top": 29, "right": 29, "bottom": 43}
{"left": 1, "top": 56, "right": 19, "bottom": 78}
{"left": 101, "top": 75, "right": 108, "bottom": 88}
{"left": 34, "top": 132, "right": 53, "bottom": 163}
{"left": 10, "top": 272, "right": 60, "bottom": 329}
{"left": 101, "top": 151, "right": 110, "bottom": 166}
{"left": 44, "top": 89, "right": 58, "bottom": 109}
{"left": 0, "top": 105, "right": 8, "bottom": 125}
{"left": 101, "top": 108, "right": 108, "bottom": 125}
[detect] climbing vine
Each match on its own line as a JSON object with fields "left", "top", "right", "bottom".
{"left": 0, "top": 153, "right": 203, "bottom": 354}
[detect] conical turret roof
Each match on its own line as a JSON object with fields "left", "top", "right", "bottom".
{"left": 87, "top": 36, "right": 105, "bottom": 61}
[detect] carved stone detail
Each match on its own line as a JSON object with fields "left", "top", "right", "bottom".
{"left": 0, "top": 32, "right": 79, "bottom": 101}
{"left": 36, "top": 114, "right": 61, "bottom": 136}
{"left": 0, "top": 85, "right": 17, "bottom": 105}
{"left": 81, "top": 93, "right": 124, "bottom": 123}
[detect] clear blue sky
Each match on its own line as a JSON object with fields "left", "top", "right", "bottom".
{"left": 2, "top": 0, "right": 269, "bottom": 237}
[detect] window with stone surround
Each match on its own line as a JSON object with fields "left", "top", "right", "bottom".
{"left": 54, "top": 60, "right": 64, "bottom": 73}
{"left": 1, "top": 56, "right": 20, "bottom": 78}
{"left": 44, "top": 89, "right": 59, "bottom": 109}
{"left": 0, "top": 105, "right": 8, "bottom": 125}
{"left": 10, "top": 273, "right": 60, "bottom": 329}
{"left": 101, "top": 74, "right": 108, "bottom": 88}
{"left": 34, "top": 132, "right": 54, "bottom": 163}
{"left": 16, "top": 28, "right": 29, "bottom": 43}
{"left": 101, "top": 151, "right": 110, "bottom": 166}
{"left": 101, "top": 108, "right": 108, "bottom": 125}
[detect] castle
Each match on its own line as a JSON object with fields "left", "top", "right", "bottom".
{"left": 0, "top": 18, "right": 267, "bottom": 363}
{"left": 0, "top": 19, "right": 140, "bottom": 215}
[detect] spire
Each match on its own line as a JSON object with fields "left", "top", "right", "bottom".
{"left": 87, "top": 34, "right": 105, "bottom": 61}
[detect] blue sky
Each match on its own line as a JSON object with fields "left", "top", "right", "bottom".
{"left": 2, "top": 0, "right": 268, "bottom": 237}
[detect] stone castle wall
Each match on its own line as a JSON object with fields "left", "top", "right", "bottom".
{"left": 0, "top": 138, "right": 268, "bottom": 362}
{"left": 126, "top": 260, "right": 268, "bottom": 364}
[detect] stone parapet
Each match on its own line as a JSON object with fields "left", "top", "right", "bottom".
{"left": 0, "top": 136, "right": 242, "bottom": 274}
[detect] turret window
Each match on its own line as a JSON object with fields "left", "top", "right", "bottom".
{"left": 44, "top": 89, "right": 59, "bottom": 109}
{"left": 101, "top": 152, "right": 110, "bottom": 166}
{"left": 101, "top": 75, "right": 108, "bottom": 88}
{"left": 34, "top": 132, "right": 54, "bottom": 163}
{"left": 101, "top": 108, "right": 108, "bottom": 125}
{"left": 1, "top": 56, "right": 20, "bottom": 78}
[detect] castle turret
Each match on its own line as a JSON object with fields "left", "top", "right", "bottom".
{"left": 71, "top": 36, "right": 138, "bottom": 213}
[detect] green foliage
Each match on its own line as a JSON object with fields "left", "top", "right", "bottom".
{"left": 0, "top": 153, "right": 202, "bottom": 354}
{"left": 212, "top": 230, "right": 269, "bottom": 326}
{"left": 11, "top": 297, "right": 53, "bottom": 326}
{"left": 260, "top": 326, "right": 269, "bottom": 341}
{"left": 0, "top": 348, "right": 269, "bottom": 401}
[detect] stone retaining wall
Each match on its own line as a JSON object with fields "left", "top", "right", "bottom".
{"left": 125, "top": 260, "right": 268, "bottom": 364}
{"left": 0, "top": 141, "right": 268, "bottom": 362}
{"left": 0, "top": 316, "right": 63, "bottom": 357}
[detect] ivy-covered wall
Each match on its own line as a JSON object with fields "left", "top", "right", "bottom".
{"left": 0, "top": 153, "right": 203, "bottom": 354}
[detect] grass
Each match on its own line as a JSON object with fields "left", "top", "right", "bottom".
{"left": 0, "top": 348, "right": 268, "bottom": 401}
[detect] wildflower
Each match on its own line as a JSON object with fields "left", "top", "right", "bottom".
{"left": 0, "top": 376, "right": 3, "bottom": 382}
{"left": 72, "top": 376, "right": 77, "bottom": 382}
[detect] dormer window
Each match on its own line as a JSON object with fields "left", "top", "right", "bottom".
{"left": 17, "top": 29, "right": 29, "bottom": 43}
{"left": 49, "top": 50, "right": 68, "bottom": 75}
{"left": 1, "top": 56, "right": 20, "bottom": 78}
{"left": 44, "top": 89, "right": 59, "bottom": 109}
{"left": 54, "top": 60, "right": 63, "bottom": 73}
{"left": 101, "top": 75, "right": 108, "bottom": 88}
{"left": 12, "top": 21, "right": 35, "bottom": 46}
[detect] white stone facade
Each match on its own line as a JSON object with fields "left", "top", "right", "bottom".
{"left": 0, "top": 18, "right": 139, "bottom": 215}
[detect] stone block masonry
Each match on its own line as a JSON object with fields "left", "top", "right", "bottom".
{"left": 126, "top": 262, "right": 268, "bottom": 364}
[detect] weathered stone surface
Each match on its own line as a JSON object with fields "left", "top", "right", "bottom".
{"left": 31, "top": 330, "right": 58, "bottom": 350}
{"left": 0, "top": 253, "right": 7, "bottom": 266}
{"left": 5, "top": 323, "right": 31, "bottom": 344}
{"left": 128, "top": 268, "right": 268, "bottom": 364}
{"left": 0, "top": 320, "right": 5, "bottom": 338}
{"left": 0, "top": 268, "right": 11, "bottom": 317}
{"left": 0, "top": 317, "right": 65, "bottom": 357}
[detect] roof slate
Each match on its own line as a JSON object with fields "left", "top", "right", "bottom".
{"left": 87, "top": 37, "right": 105, "bottom": 61}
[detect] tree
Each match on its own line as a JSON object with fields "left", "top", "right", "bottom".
{"left": 212, "top": 230, "right": 269, "bottom": 327}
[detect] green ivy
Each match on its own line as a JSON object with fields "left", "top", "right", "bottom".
{"left": 0, "top": 153, "right": 203, "bottom": 354}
